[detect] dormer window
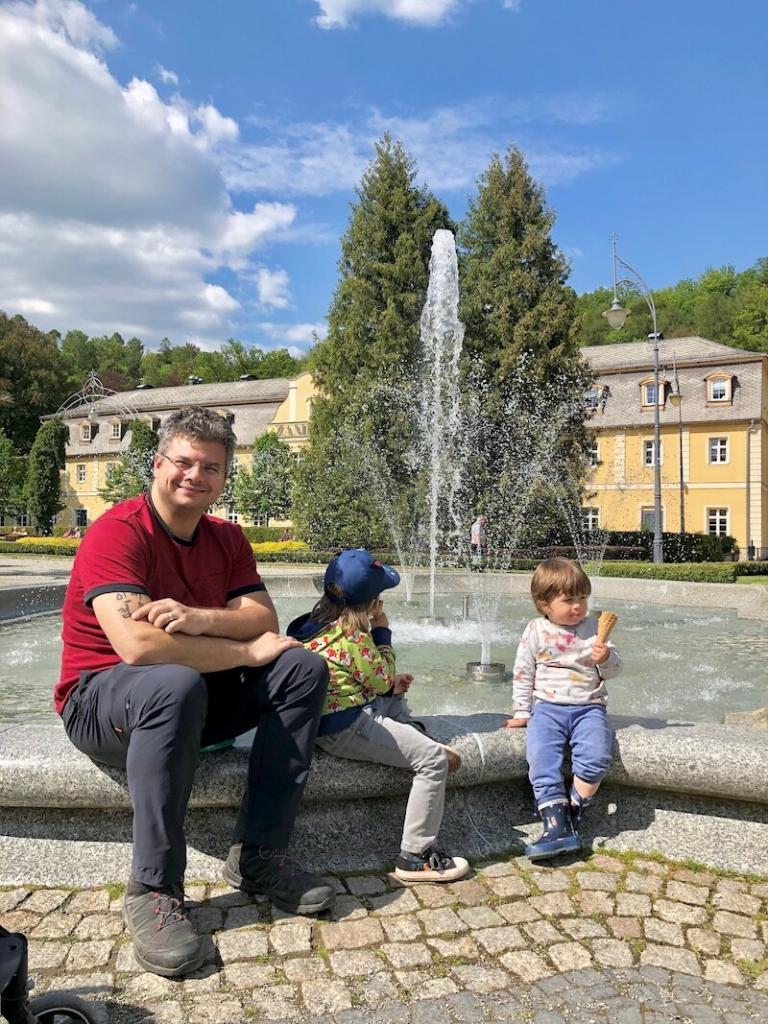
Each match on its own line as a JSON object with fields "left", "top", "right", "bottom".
{"left": 640, "top": 377, "right": 668, "bottom": 409}
{"left": 705, "top": 372, "right": 733, "bottom": 404}
{"left": 80, "top": 423, "right": 93, "bottom": 443}
{"left": 110, "top": 421, "right": 122, "bottom": 440}
{"left": 584, "top": 385, "right": 608, "bottom": 413}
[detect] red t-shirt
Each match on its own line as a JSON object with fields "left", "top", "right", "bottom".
{"left": 56, "top": 493, "right": 264, "bottom": 714}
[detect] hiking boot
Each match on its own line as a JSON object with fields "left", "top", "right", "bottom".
{"left": 394, "top": 846, "right": 470, "bottom": 883}
{"left": 122, "top": 886, "right": 203, "bottom": 977}
{"left": 525, "top": 800, "right": 581, "bottom": 862}
{"left": 223, "top": 843, "right": 336, "bottom": 914}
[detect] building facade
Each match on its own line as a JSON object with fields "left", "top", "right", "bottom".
{"left": 56, "top": 372, "right": 316, "bottom": 528}
{"left": 582, "top": 337, "right": 768, "bottom": 559}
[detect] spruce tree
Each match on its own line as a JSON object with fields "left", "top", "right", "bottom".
{"left": 294, "top": 136, "right": 452, "bottom": 548}
{"left": 24, "top": 419, "right": 68, "bottom": 534}
{"left": 458, "top": 146, "right": 591, "bottom": 546}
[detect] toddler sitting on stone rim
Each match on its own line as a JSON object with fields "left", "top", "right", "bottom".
{"left": 288, "top": 548, "right": 469, "bottom": 882}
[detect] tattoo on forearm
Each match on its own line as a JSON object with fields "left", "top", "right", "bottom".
{"left": 115, "top": 592, "right": 149, "bottom": 619}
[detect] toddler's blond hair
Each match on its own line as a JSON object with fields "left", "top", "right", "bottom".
{"left": 530, "top": 557, "right": 591, "bottom": 615}
{"left": 313, "top": 594, "right": 382, "bottom": 634}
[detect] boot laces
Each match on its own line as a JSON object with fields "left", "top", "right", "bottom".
{"left": 152, "top": 889, "right": 188, "bottom": 930}
{"left": 426, "top": 848, "right": 453, "bottom": 871}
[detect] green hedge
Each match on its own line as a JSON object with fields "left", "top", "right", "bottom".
{"left": 0, "top": 541, "right": 80, "bottom": 556}
{"left": 735, "top": 560, "right": 768, "bottom": 577}
{"left": 240, "top": 526, "right": 287, "bottom": 543}
{"left": 596, "top": 560, "right": 737, "bottom": 583}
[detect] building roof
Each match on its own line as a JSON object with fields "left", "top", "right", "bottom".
{"left": 582, "top": 336, "right": 749, "bottom": 371}
{"left": 58, "top": 377, "right": 291, "bottom": 420}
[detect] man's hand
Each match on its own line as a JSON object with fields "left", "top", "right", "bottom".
{"left": 592, "top": 640, "right": 610, "bottom": 665}
{"left": 132, "top": 599, "right": 209, "bottom": 635}
{"left": 393, "top": 672, "right": 413, "bottom": 695}
{"left": 245, "top": 631, "right": 304, "bottom": 667}
{"left": 502, "top": 717, "right": 528, "bottom": 729}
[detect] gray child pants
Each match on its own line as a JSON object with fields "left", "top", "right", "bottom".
{"left": 316, "top": 695, "right": 448, "bottom": 854}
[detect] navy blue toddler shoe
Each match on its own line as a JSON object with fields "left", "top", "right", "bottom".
{"left": 525, "top": 800, "right": 581, "bottom": 861}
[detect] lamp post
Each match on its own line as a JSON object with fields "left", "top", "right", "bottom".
{"left": 602, "top": 235, "right": 664, "bottom": 563}
{"left": 668, "top": 358, "right": 685, "bottom": 536}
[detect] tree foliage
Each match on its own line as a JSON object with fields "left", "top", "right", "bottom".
{"left": 233, "top": 432, "right": 294, "bottom": 524}
{"left": 98, "top": 417, "right": 158, "bottom": 506}
{"left": 0, "top": 313, "right": 69, "bottom": 451}
{"left": 24, "top": 419, "right": 68, "bottom": 534}
{"left": 295, "top": 135, "right": 453, "bottom": 547}
{"left": 0, "top": 428, "right": 25, "bottom": 519}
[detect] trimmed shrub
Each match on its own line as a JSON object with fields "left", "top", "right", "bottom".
{"left": 735, "top": 560, "right": 768, "bottom": 577}
{"left": 0, "top": 540, "right": 80, "bottom": 555}
{"left": 240, "top": 526, "right": 286, "bottom": 543}
{"left": 595, "top": 560, "right": 737, "bottom": 584}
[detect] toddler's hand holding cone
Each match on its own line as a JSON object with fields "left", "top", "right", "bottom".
{"left": 597, "top": 610, "right": 618, "bottom": 644}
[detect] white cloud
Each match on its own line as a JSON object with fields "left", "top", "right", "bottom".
{"left": 255, "top": 267, "right": 291, "bottom": 309}
{"left": 157, "top": 64, "right": 179, "bottom": 86}
{"left": 0, "top": 0, "right": 296, "bottom": 345}
{"left": 256, "top": 321, "right": 328, "bottom": 345}
{"left": 313, "top": 0, "right": 459, "bottom": 29}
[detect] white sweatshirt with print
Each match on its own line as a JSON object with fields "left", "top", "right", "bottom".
{"left": 511, "top": 615, "right": 623, "bottom": 720}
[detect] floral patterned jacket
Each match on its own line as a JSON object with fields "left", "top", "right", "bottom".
{"left": 287, "top": 613, "right": 396, "bottom": 717}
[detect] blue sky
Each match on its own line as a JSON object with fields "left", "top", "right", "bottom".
{"left": 1, "top": 0, "right": 766, "bottom": 351}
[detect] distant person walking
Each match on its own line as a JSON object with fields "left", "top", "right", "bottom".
{"left": 470, "top": 514, "right": 487, "bottom": 571}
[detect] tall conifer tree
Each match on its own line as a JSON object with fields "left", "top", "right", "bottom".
{"left": 295, "top": 136, "right": 452, "bottom": 548}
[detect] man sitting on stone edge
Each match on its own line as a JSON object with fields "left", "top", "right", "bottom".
{"left": 55, "top": 406, "right": 334, "bottom": 977}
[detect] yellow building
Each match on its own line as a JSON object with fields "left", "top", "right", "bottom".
{"left": 57, "top": 372, "right": 316, "bottom": 529}
{"left": 582, "top": 337, "right": 768, "bottom": 559}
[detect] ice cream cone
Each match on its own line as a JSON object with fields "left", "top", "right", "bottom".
{"left": 597, "top": 610, "right": 618, "bottom": 644}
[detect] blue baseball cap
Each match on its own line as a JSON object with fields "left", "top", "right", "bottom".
{"left": 324, "top": 549, "right": 400, "bottom": 605}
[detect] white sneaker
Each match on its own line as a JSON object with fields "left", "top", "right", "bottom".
{"left": 394, "top": 847, "right": 470, "bottom": 883}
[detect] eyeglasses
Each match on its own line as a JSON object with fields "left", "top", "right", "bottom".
{"left": 158, "top": 453, "right": 226, "bottom": 478}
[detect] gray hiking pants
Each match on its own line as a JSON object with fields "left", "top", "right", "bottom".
{"left": 316, "top": 695, "right": 448, "bottom": 854}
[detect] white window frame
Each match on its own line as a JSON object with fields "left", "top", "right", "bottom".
{"left": 708, "top": 437, "right": 729, "bottom": 464}
{"left": 76, "top": 464, "right": 86, "bottom": 484}
{"left": 582, "top": 507, "right": 600, "bottom": 531}
{"left": 80, "top": 423, "right": 92, "bottom": 443}
{"left": 706, "top": 507, "right": 729, "bottom": 537}
{"left": 709, "top": 378, "right": 730, "bottom": 402}
{"left": 587, "top": 438, "right": 599, "bottom": 467}
{"left": 643, "top": 439, "right": 663, "bottom": 467}
{"left": 227, "top": 504, "right": 239, "bottom": 524}
{"left": 640, "top": 506, "right": 663, "bottom": 531}
{"left": 110, "top": 421, "right": 122, "bottom": 440}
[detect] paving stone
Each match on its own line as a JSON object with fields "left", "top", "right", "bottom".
{"left": 671, "top": 867, "right": 716, "bottom": 886}
{"left": 451, "top": 965, "right": 510, "bottom": 993}
{"left": 497, "top": 901, "right": 541, "bottom": 924}
{"left": 282, "top": 955, "right": 329, "bottom": 981}
{"left": 346, "top": 874, "right": 388, "bottom": 896}
{"left": 224, "top": 903, "right": 264, "bottom": 928}
{"left": 215, "top": 927, "right": 269, "bottom": 961}
{"left": 247, "top": 984, "right": 299, "bottom": 1020}
{"left": 704, "top": 960, "right": 746, "bottom": 986}
{"left": 114, "top": 943, "right": 142, "bottom": 972}
{"left": 473, "top": 924, "right": 526, "bottom": 954}
{"left": 687, "top": 927, "right": 722, "bottom": 955}
{"left": 644, "top": 917, "right": 685, "bottom": 947}
{"left": 624, "top": 872, "right": 664, "bottom": 895}
{"left": 412, "top": 884, "right": 458, "bottom": 908}
{"left": 606, "top": 916, "right": 642, "bottom": 939}
{"left": 632, "top": 859, "right": 666, "bottom": 875}
{"left": 369, "top": 889, "right": 421, "bottom": 916}
{"left": 530, "top": 872, "right": 570, "bottom": 892}
{"left": 320, "top": 917, "right": 384, "bottom": 950}
{"left": 750, "top": 883, "right": 768, "bottom": 899}
{"left": 27, "top": 940, "right": 69, "bottom": 970}
{"left": 428, "top": 935, "right": 480, "bottom": 960}
{"left": 412, "top": 978, "right": 460, "bottom": 1001}
{"left": 573, "top": 891, "right": 615, "bottom": 915}
{"left": 529, "top": 893, "right": 575, "bottom": 917}
{"left": 713, "top": 911, "right": 758, "bottom": 939}
{"left": 73, "top": 913, "right": 123, "bottom": 940}
{"left": 350, "top": 970, "right": 399, "bottom": 1008}
{"left": 64, "top": 890, "right": 111, "bottom": 914}
{"left": 485, "top": 874, "right": 530, "bottom": 897}
{"left": 29, "top": 914, "right": 77, "bottom": 939}
{"left": 442, "top": 990, "right": 487, "bottom": 1021}
{"left": 182, "top": 964, "right": 222, "bottom": 994}
{"left": 122, "top": 972, "right": 178, "bottom": 1001}
{"left": 665, "top": 880, "right": 710, "bottom": 906}
{"left": 730, "top": 938, "right": 765, "bottom": 961}
{"left": 653, "top": 898, "right": 708, "bottom": 925}
{"left": 222, "top": 961, "right": 279, "bottom": 988}
{"left": 268, "top": 920, "right": 313, "bottom": 954}
{"left": 188, "top": 905, "right": 223, "bottom": 934}
{"left": 381, "top": 941, "right": 433, "bottom": 968}
{"left": 416, "top": 907, "right": 467, "bottom": 935}
{"left": 381, "top": 914, "right": 422, "bottom": 942}
{"left": 500, "top": 949, "right": 555, "bottom": 981}
{"left": 450, "top": 879, "right": 489, "bottom": 905}
{"left": 560, "top": 917, "right": 608, "bottom": 939}
{"left": 0, "top": 888, "right": 29, "bottom": 913}
{"left": 458, "top": 905, "right": 505, "bottom": 929}
{"left": 640, "top": 943, "right": 701, "bottom": 976}
{"left": 328, "top": 894, "right": 369, "bottom": 921}
{"left": 713, "top": 890, "right": 763, "bottom": 916}
{"left": 615, "top": 893, "right": 652, "bottom": 916}
{"left": 755, "top": 971, "right": 768, "bottom": 990}
{"left": 576, "top": 871, "right": 620, "bottom": 891}
{"left": 22, "top": 889, "right": 71, "bottom": 914}
{"left": 143, "top": 1003, "right": 185, "bottom": 1024}
{"left": 65, "top": 940, "right": 114, "bottom": 970}
{"left": 591, "top": 938, "right": 634, "bottom": 967}
{"left": 187, "top": 995, "right": 243, "bottom": 1023}
{"left": 521, "top": 919, "right": 563, "bottom": 945}
{"left": 270, "top": 907, "right": 316, "bottom": 925}
{"left": 715, "top": 878, "right": 750, "bottom": 894}
{"left": 302, "top": 977, "right": 353, "bottom": 1013}
{"left": 480, "top": 861, "right": 522, "bottom": 877}
{"left": 546, "top": 941, "right": 592, "bottom": 971}
{"left": 329, "top": 949, "right": 382, "bottom": 977}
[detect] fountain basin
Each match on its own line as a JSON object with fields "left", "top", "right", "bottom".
{"left": 466, "top": 661, "right": 506, "bottom": 683}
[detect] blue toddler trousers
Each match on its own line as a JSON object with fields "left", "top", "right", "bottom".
{"left": 526, "top": 702, "right": 614, "bottom": 806}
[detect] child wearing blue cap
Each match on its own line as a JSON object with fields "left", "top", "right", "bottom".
{"left": 288, "top": 548, "right": 469, "bottom": 882}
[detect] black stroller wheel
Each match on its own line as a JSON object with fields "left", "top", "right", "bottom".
{"left": 28, "top": 991, "right": 101, "bottom": 1024}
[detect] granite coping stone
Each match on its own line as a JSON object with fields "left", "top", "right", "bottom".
{"left": 2, "top": 713, "right": 767, "bottom": 810}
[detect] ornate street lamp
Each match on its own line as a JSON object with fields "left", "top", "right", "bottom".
{"left": 602, "top": 235, "right": 664, "bottom": 563}
{"left": 668, "top": 358, "right": 685, "bottom": 535}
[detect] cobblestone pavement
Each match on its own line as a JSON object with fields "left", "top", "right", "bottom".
{"left": 2, "top": 852, "right": 767, "bottom": 1023}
